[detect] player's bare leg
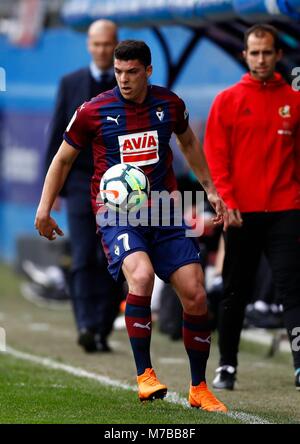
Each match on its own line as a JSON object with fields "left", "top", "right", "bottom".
{"left": 122, "top": 251, "right": 154, "bottom": 296}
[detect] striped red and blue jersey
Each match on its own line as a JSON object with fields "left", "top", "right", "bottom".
{"left": 64, "top": 85, "right": 189, "bottom": 214}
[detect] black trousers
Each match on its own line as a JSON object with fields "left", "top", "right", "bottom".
{"left": 218, "top": 210, "right": 300, "bottom": 369}
{"left": 66, "top": 186, "right": 123, "bottom": 337}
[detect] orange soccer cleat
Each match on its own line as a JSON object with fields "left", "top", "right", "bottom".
{"left": 189, "top": 382, "right": 228, "bottom": 412}
{"left": 137, "top": 368, "right": 168, "bottom": 401}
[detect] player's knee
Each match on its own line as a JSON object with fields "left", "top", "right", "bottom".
{"left": 129, "top": 267, "right": 155, "bottom": 294}
{"left": 182, "top": 286, "right": 207, "bottom": 314}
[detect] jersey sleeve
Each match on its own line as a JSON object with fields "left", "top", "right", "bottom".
{"left": 63, "top": 102, "right": 94, "bottom": 150}
{"left": 174, "top": 97, "right": 189, "bottom": 135}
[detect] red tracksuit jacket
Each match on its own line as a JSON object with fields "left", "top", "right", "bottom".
{"left": 204, "top": 73, "right": 300, "bottom": 212}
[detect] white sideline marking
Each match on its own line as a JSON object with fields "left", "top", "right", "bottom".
{"left": 0, "top": 328, "right": 6, "bottom": 352}
{"left": 29, "top": 323, "right": 50, "bottom": 332}
{"left": 6, "top": 346, "right": 271, "bottom": 424}
{"left": 241, "top": 329, "right": 290, "bottom": 353}
{"left": 159, "top": 357, "right": 185, "bottom": 364}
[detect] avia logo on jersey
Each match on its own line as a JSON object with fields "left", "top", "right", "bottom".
{"left": 118, "top": 130, "right": 159, "bottom": 166}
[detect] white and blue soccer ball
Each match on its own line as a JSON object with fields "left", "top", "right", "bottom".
{"left": 99, "top": 163, "right": 150, "bottom": 213}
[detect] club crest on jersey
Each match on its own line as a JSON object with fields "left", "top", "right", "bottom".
{"left": 279, "top": 105, "right": 291, "bottom": 118}
{"left": 156, "top": 107, "right": 164, "bottom": 121}
{"left": 118, "top": 130, "right": 159, "bottom": 166}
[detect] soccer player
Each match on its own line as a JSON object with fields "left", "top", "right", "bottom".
{"left": 35, "top": 40, "right": 228, "bottom": 411}
{"left": 204, "top": 24, "right": 300, "bottom": 390}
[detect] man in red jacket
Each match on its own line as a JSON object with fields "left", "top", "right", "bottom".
{"left": 204, "top": 24, "right": 300, "bottom": 390}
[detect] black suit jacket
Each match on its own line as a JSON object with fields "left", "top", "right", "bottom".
{"left": 46, "top": 67, "right": 116, "bottom": 196}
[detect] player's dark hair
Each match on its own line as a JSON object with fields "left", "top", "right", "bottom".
{"left": 114, "top": 40, "right": 151, "bottom": 68}
{"left": 244, "top": 24, "right": 281, "bottom": 52}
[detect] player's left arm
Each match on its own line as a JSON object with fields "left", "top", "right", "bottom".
{"left": 176, "top": 125, "right": 229, "bottom": 230}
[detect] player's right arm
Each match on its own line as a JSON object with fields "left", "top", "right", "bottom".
{"left": 35, "top": 141, "right": 80, "bottom": 240}
{"left": 36, "top": 98, "right": 93, "bottom": 240}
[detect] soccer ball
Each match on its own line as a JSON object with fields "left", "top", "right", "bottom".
{"left": 99, "top": 163, "right": 150, "bottom": 212}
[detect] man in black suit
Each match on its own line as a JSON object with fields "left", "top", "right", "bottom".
{"left": 46, "top": 19, "right": 123, "bottom": 352}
